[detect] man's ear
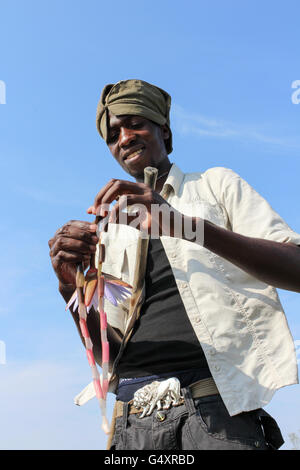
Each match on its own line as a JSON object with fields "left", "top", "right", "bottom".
{"left": 161, "top": 124, "right": 170, "bottom": 141}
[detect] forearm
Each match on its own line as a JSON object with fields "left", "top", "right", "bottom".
{"left": 59, "top": 282, "right": 75, "bottom": 302}
{"left": 185, "top": 217, "right": 300, "bottom": 293}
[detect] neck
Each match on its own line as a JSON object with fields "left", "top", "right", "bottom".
{"left": 136, "top": 160, "right": 172, "bottom": 192}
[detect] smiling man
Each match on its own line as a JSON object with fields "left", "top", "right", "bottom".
{"left": 106, "top": 113, "right": 171, "bottom": 182}
{"left": 49, "top": 79, "right": 300, "bottom": 450}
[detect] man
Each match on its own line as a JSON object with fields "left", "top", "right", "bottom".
{"left": 49, "top": 79, "right": 300, "bottom": 450}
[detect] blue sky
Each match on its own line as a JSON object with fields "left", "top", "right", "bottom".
{"left": 0, "top": 0, "right": 300, "bottom": 450}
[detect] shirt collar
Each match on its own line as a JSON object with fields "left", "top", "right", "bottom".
{"left": 162, "top": 162, "right": 185, "bottom": 197}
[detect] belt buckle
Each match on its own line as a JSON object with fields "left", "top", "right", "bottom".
{"left": 132, "top": 377, "right": 183, "bottom": 418}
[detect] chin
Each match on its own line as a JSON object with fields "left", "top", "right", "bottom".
{"left": 132, "top": 169, "right": 146, "bottom": 182}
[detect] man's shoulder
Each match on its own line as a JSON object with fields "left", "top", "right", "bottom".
{"left": 183, "top": 166, "right": 239, "bottom": 182}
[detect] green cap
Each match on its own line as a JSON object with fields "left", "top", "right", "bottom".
{"left": 96, "top": 79, "right": 173, "bottom": 154}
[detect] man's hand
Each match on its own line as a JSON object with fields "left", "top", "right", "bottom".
{"left": 48, "top": 220, "right": 98, "bottom": 290}
{"left": 86, "top": 179, "right": 186, "bottom": 238}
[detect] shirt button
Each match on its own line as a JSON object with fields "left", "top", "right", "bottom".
{"left": 195, "top": 317, "right": 201, "bottom": 323}
{"left": 214, "top": 365, "right": 220, "bottom": 372}
{"left": 209, "top": 349, "right": 216, "bottom": 356}
{"left": 182, "top": 282, "right": 188, "bottom": 289}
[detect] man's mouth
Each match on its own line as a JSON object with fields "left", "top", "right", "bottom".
{"left": 124, "top": 146, "right": 145, "bottom": 161}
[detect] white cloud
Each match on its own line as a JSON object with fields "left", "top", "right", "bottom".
{"left": 0, "top": 359, "right": 114, "bottom": 449}
{"left": 172, "top": 104, "right": 300, "bottom": 149}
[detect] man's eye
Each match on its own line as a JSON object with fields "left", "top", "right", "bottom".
{"left": 108, "top": 133, "right": 118, "bottom": 142}
{"left": 131, "top": 122, "right": 144, "bottom": 128}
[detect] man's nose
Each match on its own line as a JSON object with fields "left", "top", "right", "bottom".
{"left": 119, "top": 127, "right": 136, "bottom": 147}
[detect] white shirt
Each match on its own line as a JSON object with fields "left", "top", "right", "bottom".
{"left": 75, "top": 163, "right": 300, "bottom": 416}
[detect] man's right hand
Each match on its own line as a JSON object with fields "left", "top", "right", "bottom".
{"left": 48, "top": 220, "right": 99, "bottom": 291}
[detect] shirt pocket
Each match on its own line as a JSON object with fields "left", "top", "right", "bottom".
{"left": 100, "top": 225, "right": 140, "bottom": 283}
{"left": 189, "top": 395, "right": 267, "bottom": 450}
{"left": 178, "top": 198, "right": 227, "bottom": 228}
{"left": 101, "top": 245, "right": 124, "bottom": 279}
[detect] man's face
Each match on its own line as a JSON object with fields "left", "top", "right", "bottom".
{"left": 106, "top": 113, "right": 170, "bottom": 180}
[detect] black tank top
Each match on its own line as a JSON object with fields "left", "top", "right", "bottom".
{"left": 116, "top": 237, "right": 212, "bottom": 378}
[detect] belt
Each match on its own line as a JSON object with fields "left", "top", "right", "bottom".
{"left": 115, "top": 376, "right": 219, "bottom": 418}
{"left": 106, "top": 376, "right": 219, "bottom": 449}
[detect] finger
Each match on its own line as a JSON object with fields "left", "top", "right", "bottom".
{"left": 52, "top": 221, "right": 97, "bottom": 248}
{"left": 50, "top": 236, "right": 97, "bottom": 258}
{"left": 86, "top": 206, "right": 94, "bottom": 214}
{"left": 92, "top": 180, "right": 145, "bottom": 216}
{"left": 56, "top": 224, "right": 99, "bottom": 244}
{"left": 108, "top": 196, "right": 148, "bottom": 229}
{"left": 89, "top": 179, "right": 120, "bottom": 215}
{"left": 59, "top": 230, "right": 98, "bottom": 245}
{"left": 108, "top": 194, "right": 135, "bottom": 224}
{"left": 108, "top": 199, "right": 121, "bottom": 224}
{"left": 52, "top": 250, "right": 92, "bottom": 266}
{"left": 62, "top": 220, "right": 97, "bottom": 233}
{"left": 108, "top": 205, "right": 139, "bottom": 227}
